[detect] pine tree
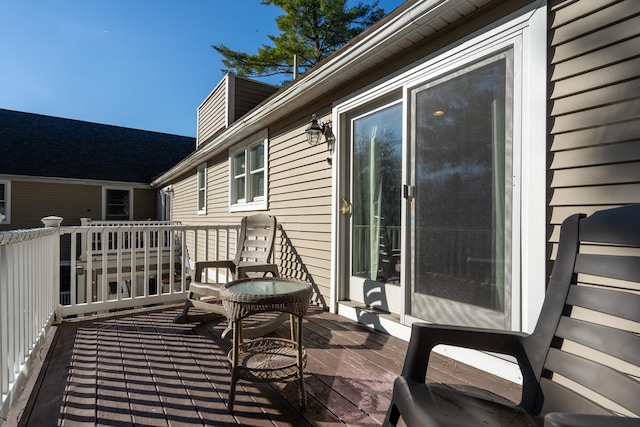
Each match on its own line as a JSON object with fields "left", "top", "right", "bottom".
{"left": 213, "top": 0, "right": 385, "bottom": 84}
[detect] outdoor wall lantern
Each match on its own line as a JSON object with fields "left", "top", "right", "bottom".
{"left": 305, "top": 114, "right": 335, "bottom": 165}
{"left": 305, "top": 114, "right": 334, "bottom": 150}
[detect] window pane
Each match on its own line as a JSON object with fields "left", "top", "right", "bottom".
{"left": 0, "top": 184, "right": 5, "bottom": 216}
{"left": 250, "top": 143, "right": 264, "bottom": 172}
{"left": 198, "top": 168, "right": 205, "bottom": 188}
{"left": 235, "top": 177, "right": 245, "bottom": 200}
{"left": 351, "top": 104, "right": 403, "bottom": 283}
{"left": 198, "top": 188, "right": 205, "bottom": 210}
{"left": 235, "top": 152, "right": 246, "bottom": 176}
{"left": 412, "top": 57, "right": 509, "bottom": 324}
{"left": 197, "top": 167, "right": 206, "bottom": 210}
{"left": 251, "top": 173, "right": 264, "bottom": 198}
{"left": 106, "top": 189, "right": 130, "bottom": 220}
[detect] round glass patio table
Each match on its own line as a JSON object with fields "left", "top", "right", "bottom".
{"left": 220, "top": 278, "right": 313, "bottom": 413}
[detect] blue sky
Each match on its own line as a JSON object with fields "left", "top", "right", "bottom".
{"left": 0, "top": 1, "right": 405, "bottom": 137}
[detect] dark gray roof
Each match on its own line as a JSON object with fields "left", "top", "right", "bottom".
{"left": 0, "top": 109, "right": 195, "bottom": 183}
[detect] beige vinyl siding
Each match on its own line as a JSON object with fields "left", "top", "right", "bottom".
{"left": 207, "top": 155, "right": 232, "bottom": 218}
{"left": 2, "top": 180, "right": 102, "bottom": 230}
{"left": 197, "top": 76, "right": 278, "bottom": 150}
{"left": 548, "top": 0, "right": 640, "bottom": 247}
{"left": 172, "top": 154, "right": 231, "bottom": 223}
{"left": 267, "top": 113, "right": 333, "bottom": 300}
{"left": 233, "top": 77, "right": 278, "bottom": 122}
{"left": 547, "top": 2, "right": 640, "bottom": 410}
{"left": 133, "top": 188, "right": 157, "bottom": 220}
{"left": 172, "top": 173, "right": 199, "bottom": 223}
{"left": 0, "top": 180, "right": 102, "bottom": 261}
{"left": 197, "top": 77, "right": 229, "bottom": 148}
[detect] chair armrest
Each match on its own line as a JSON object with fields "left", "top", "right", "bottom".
{"left": 236, "top": 262, "right": 279, "bottom": 279}
{"left": 402, "top": 323, "right": 531, "bottom": 384}
{"left": 545, "top": 413, "right": 640, "bottom": 427}
{"left": 194, "top": 260, "right": 235, "bottom": 280}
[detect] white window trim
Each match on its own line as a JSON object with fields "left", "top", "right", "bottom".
{"left": 197, "top": 163, "right": 207, "bottom": 215}
{"left": 102, "top": 187, "right": 134, "bottom": 221}
{"left": 229, "top": 129, "right": 268, "bottom": 212}
{"left": 0, "top": 180, "right": 10, "bottom": 224}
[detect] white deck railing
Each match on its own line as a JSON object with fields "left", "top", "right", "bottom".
{"left": 60, "top": 222, "right": 240, "bottom": 317}
{"left": 0, "top": 226, "right": 60, "bottom": 421}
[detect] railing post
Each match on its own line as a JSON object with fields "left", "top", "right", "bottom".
{"left": 0, "top": 242, "right": 8, "bottom": 398}
{"left": 52, "top": 230, "right": 61, "bottom": 324}
{"left": 80, "top": 218, "right": 89, "bottom": 260}
{"left": 42, "top": 217, "right": 63, "bottom": 324}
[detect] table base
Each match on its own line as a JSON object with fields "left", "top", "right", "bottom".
{"left": 228, "top": 337, "right": 307, "bottom": 382}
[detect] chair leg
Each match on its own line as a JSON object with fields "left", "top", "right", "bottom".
{"left": 175, "top": 292, "right": 227, "bottom": 325}
{"left": 173, "top": 295, "right": 194, "bottom": 324}
{"left": 383, "top": 404, "right": 400, "bottom": 427}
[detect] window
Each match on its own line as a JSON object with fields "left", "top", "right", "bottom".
{"left": 0, "top": 180, "right": 9, "bottom": 224}
{"left": 161, "top": 186, "right": 173, "bottom": 221}
{"left": 196, "top": 163, "right": 207, "bottom": 214}
{"left": 104, "top": 188, "right": 132, "bottom": 220}
{"left": 230, "top": 130, "right": 267, "bottom": 211}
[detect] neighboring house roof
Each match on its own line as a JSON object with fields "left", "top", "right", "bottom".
{"left": 0, "top": 108, "right": 195, "bottom": 184}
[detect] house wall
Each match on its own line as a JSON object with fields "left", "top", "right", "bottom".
{"left": 547, "top": 0, "right": 640, "bottom": 251}
{"left": 232, "top": 77, "right": 279, "bottom": 122}
{"left": 266, "top": 112, "right": 334, "bottom": 300}
{"left": 0, "top": 180, "right": 101, "bottom": 230}
{"left": 171, "top": 155, "right": 238, "bottom": 261}
{"left": 171, "top": 109, "right": 334, "bottom": 298}
{"left": 197, "top": 76, "right": 229, "bottom": 149}
{"left": 196, "top": 75, "right": 280, "bottom": 150}
{"left": 545, "top": 0, "right": 640, "bottom": 410}
{"left": 0, "top": 179, "right": 160, "bottom": 229}
{"left": 133, "top": 188, "right": 157, "bottom": 220}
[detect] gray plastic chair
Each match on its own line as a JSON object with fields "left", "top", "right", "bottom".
{"left": 384, "top": 204, "right": 640, "bottom": 427}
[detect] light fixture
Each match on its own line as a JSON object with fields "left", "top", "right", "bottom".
{"left": 305, "top": 114, "right": 333, "bottom": 147}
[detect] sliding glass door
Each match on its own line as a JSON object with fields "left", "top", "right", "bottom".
{"left": 409, "top": 51, "right": 513, "bottom": 329}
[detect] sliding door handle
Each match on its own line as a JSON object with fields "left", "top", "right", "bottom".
{"left": 340, "top": 199, "right": 352, "bottom": 216}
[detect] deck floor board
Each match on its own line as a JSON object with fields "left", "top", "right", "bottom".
{"left": 15, "top": 305, "right": 520, "bottom": 426}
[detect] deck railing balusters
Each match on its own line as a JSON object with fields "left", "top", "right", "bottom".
{"left": 0, "top": 226, "right": 60, "bottom": 421}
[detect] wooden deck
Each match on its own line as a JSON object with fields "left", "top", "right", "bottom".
{"left": 12, "top": 305, "right": 521, "bottom": 426}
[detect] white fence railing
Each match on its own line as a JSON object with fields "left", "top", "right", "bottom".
{"left": 60, "top": 222, "right": 240, "bottom": 317}
{"left": 0, "top": 226, "right": 60, "bottom": 421}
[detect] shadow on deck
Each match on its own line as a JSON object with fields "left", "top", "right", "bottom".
{"left": 9, "top": 305, "right": 521, "bottom": 426}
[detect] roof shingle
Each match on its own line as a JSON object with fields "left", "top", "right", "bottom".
{"left": 0, "top": 109, "right": 195, "bottom": 183}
